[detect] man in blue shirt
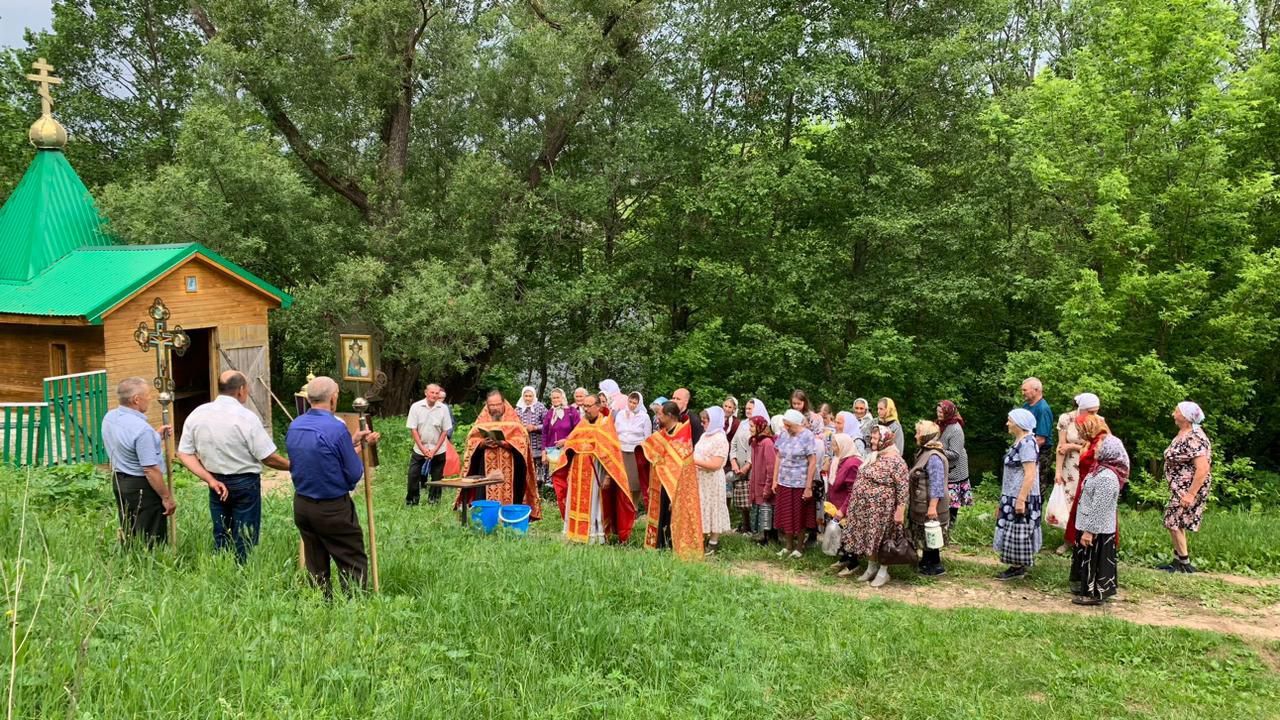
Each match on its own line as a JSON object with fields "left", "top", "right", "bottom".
{"left": 1021, "top": 377, "right": 1055, "bottom": 487}
{"left": 286, "top": 376, "right": 380, "bottom": 596}
{"left": 101, "top": 377, "right": 175, "bottom": 546}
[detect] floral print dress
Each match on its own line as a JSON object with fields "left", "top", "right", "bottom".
{"left": 1163, "top": 427, "right": 1212, "bottom": 531}
{"left": 841, "top": 454, "right": 909, "bottom": 557}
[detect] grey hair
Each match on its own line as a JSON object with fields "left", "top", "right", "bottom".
{"left": 116, "top": 377, "right": 150, "bottom": 405}
{"left": 306, "top": 376, "right": 340, "bottom": 404}
{"left": 1022, "top": 377, "right": 1043, "bottom": 392}
{"left": 853, "top": 397, "right": 868, "bottom": 408}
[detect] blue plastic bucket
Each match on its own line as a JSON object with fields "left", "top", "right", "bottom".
{"left": 499, "top": 504, "right": 532, "bottom": 535}
{"left": 470, "top": 500, "right": 501, "bottom": 533}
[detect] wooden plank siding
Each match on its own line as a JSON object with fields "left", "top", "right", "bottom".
{"left": 0, "top": 324, "right": 104, "bottom": 402}
{"left": 102, "top": 257, "right": 277, "bottom": 427}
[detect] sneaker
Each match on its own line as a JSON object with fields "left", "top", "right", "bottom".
{"left": 920, "top": 564, "right": 946, "bottom": 577}
{"left": 1177, "top": 562, "right": 1198, "bottom": 574}
{"left": 776, "top": 548, "right": 789, "bottom": 558}
{"left": 789, "top": 550, "right": 803, "bottom": 559}
{"left": 996, "top": 566, "right": 1027, "bottom": 581}
{"left": 1156, "top": 562, "right": 1181, "bottom": 573}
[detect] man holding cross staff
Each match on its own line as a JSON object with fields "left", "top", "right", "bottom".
{"left": 286, "top": 376, "right": 381, "bottom": 596}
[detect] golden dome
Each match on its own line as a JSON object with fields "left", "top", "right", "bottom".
{"left": 28, "top": 115, "right": 67, "bottom": 150}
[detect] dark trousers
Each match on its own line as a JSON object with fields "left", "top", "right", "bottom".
{"left": 209, "top": 473, "right": 262, "bottom": 563}
{"left": 294, "top": 494, "right": 368, "bottom": 596}
{"left": 113, "top": 473, "right": 167, "bottom": 547}
{"left": 407, "top": 452, "right": 445, "bottom": 505}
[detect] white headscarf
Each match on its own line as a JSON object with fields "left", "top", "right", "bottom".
{"left": 703, "top": 406, "right": 726, "bottom": 438}
{"left": 1074, "top": 393, "right": 1101, "bottom": 412}
{"left": 783, "top": 409, "right": 805, "bottom": 427}
{"left": 599, "top": 379, "right": 621, "bottom": 396}
{"left": 750, "top": 398, "right": 768, "bottom": 420}
{"left": 770, "top": 414, "right": 785, "bottom": 436}
{"left": 619, "top": 391, "right": 647, "bottom": 421}
{"left": 1177, "top": 401, "right": 1205, "bottom": 427}
{"left": 515, "top": 386, "right": 538, "bottom": 411}
{"left": 599, "top": 379, "right": 626, "bottom": 413}
{"left": 835, "top": 411, "right": 862, "bottom": 440}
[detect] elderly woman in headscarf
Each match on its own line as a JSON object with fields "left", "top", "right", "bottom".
{"left": 1070, "top": 427, "right": 1128, "bottom": 605}
{"left": 748, "top": 409, "right": 778, "bottom": 545}
{"left": 853, "top": 398, "right": 876, "bottom": 439}
{"left": 909, "top": 420, "right": 949, "bottom": 576}
{"left": 541, "top": 388, "right": 581, "bottom": 518}
{"left": 599, "top": 379, "right": 627, "bottom": 415}
{"left": 840, "top": 424, "right": 909, "bottom": 587}
{"left": 1053, "top": 392, "right": 1100, "bottom": 554}
{"left": 615, "top": 391, "right": 652, "bottom": 508}
{"left": 825, "top": 433, "right": 863, "bottom": 574}
{"left": 728, "top": 398, "right": 759, "bottom": 534}
{"left": 650, "top": 396, "right": 667, "bottom": 432}
{"left": 694, "top": 405, "right": 732, "bottom": 554}
{"left": 936, "top": 400, "right": 970, "bottom": 525}
{"left": 772, "top": 409, "right": 819, "bottom": 558}
{"left": 877, "top": 398, "right": 905, "bottom": 454}
{"left": 1159, "top": 401, "right": 1212, "bottom": 574}
{"left": 993, "top": 408, "right": 1042, "bottom": 581}
{"left": 835, "top": 410, "right": 866, "bottom": 457}
{"left": 515, "top": 386, "right": 549, "bottom": 488}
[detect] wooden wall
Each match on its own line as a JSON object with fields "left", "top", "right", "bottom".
{"left": 0, "top": 324, "right": 104, "bottom": 402}
{"left": 101, "top": 256, "right": 278, "bottom": 427}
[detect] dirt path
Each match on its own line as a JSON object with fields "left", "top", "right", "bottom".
{"left": 728, "top": 560, "right": 1280, "bottom": 645}
{"left": 260, "top": 470, "right": 292, "bottom": 496}
{"left": 948, "top": 549, "right": 1280, "bottom": 590}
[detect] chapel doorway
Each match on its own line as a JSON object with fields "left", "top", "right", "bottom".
{"left": 171, "top": 327, "right": 214, "bottom": 439}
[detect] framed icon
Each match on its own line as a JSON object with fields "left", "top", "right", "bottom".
{"left": 340, "top": 333, "right": 373, "bottom": 382}
{"left": 185, "top": 276, "right": 198, "bottom": 292}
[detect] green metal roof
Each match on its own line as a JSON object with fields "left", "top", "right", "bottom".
{"left": 0, "top": 149, "right": 115, "bottom": 282}
{"left": 0, "top": 244, "right": 292, "bottom": 323}
{"left": 0, "top": 147, "right": 292, "bottom": 323}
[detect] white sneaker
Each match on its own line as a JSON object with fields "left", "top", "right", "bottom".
{"left": 857, "top": 562, "right": 880, "bottom": 582}
{"left": 870, "top": 566, "right": 891, "bottom": 588}
{"left": 789, "top": 550, "right": 803, "bottom": 559}
{"left": 776, "top": 548, "right": 789, "bottom": 558}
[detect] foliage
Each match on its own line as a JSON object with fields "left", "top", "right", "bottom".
{"left": 2, "top": 0, "right": 1280, "bottom": 482}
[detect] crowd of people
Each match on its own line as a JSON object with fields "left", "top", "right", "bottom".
{"left": 101, "top": 372, "right": 1214, "bottom": 605}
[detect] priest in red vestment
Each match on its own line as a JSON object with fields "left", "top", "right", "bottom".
{"left": 551, "top": 394, "right": 636, "bottom": 544}
{"left": 457, "top": 390, "right": 543, "bottom": 519}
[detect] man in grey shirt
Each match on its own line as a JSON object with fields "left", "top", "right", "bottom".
{"left": 178, "top": 371, "right": 290, "bottom": 562}
{"left": 101, "top": 377, "right": 175, "bottom": 546}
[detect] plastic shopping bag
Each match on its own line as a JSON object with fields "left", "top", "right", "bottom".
{"left": 820, "top": 521, "right": 842, "bottom": 556}
{"left": 1045, "top": 484, "right": 1070, "bottom": 530}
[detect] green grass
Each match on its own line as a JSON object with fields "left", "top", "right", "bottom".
{"left": 0, "top": 429, "right": 1277, "bottom": 719}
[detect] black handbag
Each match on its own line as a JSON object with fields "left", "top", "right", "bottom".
{"left": 878, "top": 524, "right": 918, "bottom": 566}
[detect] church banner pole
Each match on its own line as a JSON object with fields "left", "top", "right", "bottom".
{"left": 352, "top": 396, "right": 380, "bottom": 592}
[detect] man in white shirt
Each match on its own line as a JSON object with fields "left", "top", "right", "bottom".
{"left": 177, "top": 371, "right": 290, "bottom": 562}
{"left": 406, "top": 383, "right": 453, "bottom": 505}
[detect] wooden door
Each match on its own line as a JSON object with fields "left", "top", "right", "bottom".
{"left": 217, "top": 344, "right": 270, "bottom": 428}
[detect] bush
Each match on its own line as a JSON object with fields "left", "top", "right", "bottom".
{"left": 2, "top": 464, "right": 113, "bottom": 510}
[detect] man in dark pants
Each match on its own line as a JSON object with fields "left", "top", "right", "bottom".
{"left": 405, "top": 383, "right": 452, "bottom": 505}
{"left": 177, "top": 370, "right": 292, "bottom": 563}
{"left": 286, "top": 376, "right": 381, "bottom": 596}
{"left": 101, "top": 377, "right": 176, "bottom": 547}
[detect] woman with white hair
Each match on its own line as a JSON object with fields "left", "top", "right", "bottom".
{"left": 1159, "top": 401, "right": 1212, "bottom": 573}
{"left": 771, "top": 409, "right": 818, "bottom": 558}
{"left": 993, "top": 408, "right": 1042, "bottom": 580}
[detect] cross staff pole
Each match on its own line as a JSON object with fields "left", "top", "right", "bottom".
{"left": 352, "top": 396, "right": 380, "bottom": 592}
{"left": 133, "top": 298, "right": 190, "bottom": 547}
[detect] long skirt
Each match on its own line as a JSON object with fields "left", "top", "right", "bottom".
{"left": 1069, "top": 533, "right": 1118, "bottom": 600}
{"left": 699, "top": 470, "right": 732, "bottom": 535}
{"left": 730, "top": 473, "right": 751, "bottom": 509}
{"left": 841, "top": 481, "right": 897, "bottom": 557}
{"left": 774, "top": 486, "right": 810, "bottom": 534}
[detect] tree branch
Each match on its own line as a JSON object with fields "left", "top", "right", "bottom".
{"left": 188, "top": 1, "right": 372, "bottom": 219}
{"left": 528, "top": 0, "right": 563, "bottom": 30}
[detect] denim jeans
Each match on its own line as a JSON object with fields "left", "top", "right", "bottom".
{"left": 209, "top": 473, "right": 262, "bottom": 563}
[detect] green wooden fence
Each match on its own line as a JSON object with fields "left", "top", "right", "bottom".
{"left": 0, "top": 403, "right": 49, "bottom": 466}
{"left": 43, "top": 370, "right": 110, "bottom": 465}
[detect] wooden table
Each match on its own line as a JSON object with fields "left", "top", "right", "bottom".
{"left": 424, "top": 477, "right": 504, "bottom": 526}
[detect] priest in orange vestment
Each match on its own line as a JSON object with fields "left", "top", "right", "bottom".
{"left": 551, "top": 394, "right": 636, "bottom": 543}
{"left": 640, "top": 400, "right": 703, "bottom": 560}
{"left": 457, "top": 390, "right": 543, "bottom": 520}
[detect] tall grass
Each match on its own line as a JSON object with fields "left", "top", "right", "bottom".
{"left": 0, "top": 429, "right": 1276, "bottom": 718}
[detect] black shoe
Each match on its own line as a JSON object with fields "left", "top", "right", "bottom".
{"left": 704, "top": 542, "right": 719, "bottom": 556}
{"left": 1071, "top": 596, "right": 1103, "bottom": 606}
{"left": 996, "top": 566, "right": 1026, "bottom": 581}
{"left": 405, "top": 500, "right": 419, "bottom": 507}
{"left": 1177, "top": 562, "right": 1198, "bottom": 574}
{"left": 920, "top": 564, "right": 946, "bottom": 577}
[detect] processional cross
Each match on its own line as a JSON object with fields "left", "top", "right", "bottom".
{"left": 134, "top": 298, "right": 191, "bottom": 546}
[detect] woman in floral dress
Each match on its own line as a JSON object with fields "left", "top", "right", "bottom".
{"left": 841, "top": 425, "right": 909, "bottom": 588}
{"left": 1159, "top": 401, "right": 1212, "bottom": 574}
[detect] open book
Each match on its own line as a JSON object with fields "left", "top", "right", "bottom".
{"left": 478, "top": 427, "right": 507, "bottom": 444}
